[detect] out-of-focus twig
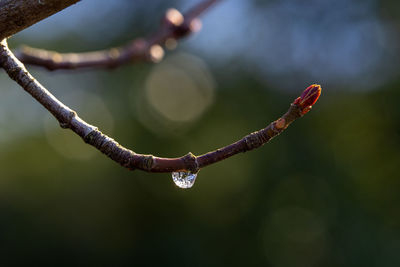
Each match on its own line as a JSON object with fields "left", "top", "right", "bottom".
{"left": 14, "top": 0, "right": 222, "bottom": 71}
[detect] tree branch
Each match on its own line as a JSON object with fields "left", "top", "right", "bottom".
{"left": 0, "top": 39, "right": 321, "bottom": 173}
{"left": 14, "top": 0, "right": 221, "bottom": 71}
{"left": 0, "top": 0, "right": 80, "bottom": 40}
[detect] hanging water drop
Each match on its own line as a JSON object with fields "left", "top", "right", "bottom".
{"left": 172, "top": 171, "right": 197, "bottom": 189}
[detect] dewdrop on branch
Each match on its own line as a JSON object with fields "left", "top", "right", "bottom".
{"left": 172, "top": 171, "right": 198, "bottom": 189}
{"left": 0, "top": 37, "right": 323, "bottom": 178}
{"left": 170, "top": 85, "right": 322, "bottom": 189}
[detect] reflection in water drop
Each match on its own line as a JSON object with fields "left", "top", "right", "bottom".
{"left": 172, "top": 171, "right": 198, "bottom": 189}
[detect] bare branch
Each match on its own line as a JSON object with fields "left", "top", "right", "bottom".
{"left": 0, "top": 39, "right": 321, "bottom": 173}
{"left": 185, "top": 0, "right": 222, "bottom": 20}
{"left": 14, "top": 0, "right": 221, "bottom": 71}
{"left": 0, "top": 0, "right": 80, "bottom": 40}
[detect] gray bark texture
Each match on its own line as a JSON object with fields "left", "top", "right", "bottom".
{"left": 0, "top": 0, "right": 80, "bottom": 39}
{"left": 0, "top": 0, "right": 321, "bottom": 174}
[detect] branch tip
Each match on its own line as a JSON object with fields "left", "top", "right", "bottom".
{"left": 182, "top": 152, "right": 199, "bottom": 173}
{"left": 294, "top": 84, "right": 322, "bottom": 114}
{"left": 164, "top": 8, "right": 184, "bottom": 27}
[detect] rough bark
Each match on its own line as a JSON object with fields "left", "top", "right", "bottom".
{"left": 0, "top": 39, "right": 321, "bottom": 173}
{"left": 0, "top": 0, "right": 80, "bottom": 39}
{"left": 0, "top": 0, "right": 322, "bottom": 174}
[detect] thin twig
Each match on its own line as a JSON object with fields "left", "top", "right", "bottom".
{"left": 0, "top": 39, "right": 321, "bottom": 173}
{"left": 14, "top": 0, "right": 221, "bottom": 71}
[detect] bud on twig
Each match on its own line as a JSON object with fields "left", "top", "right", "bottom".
{"left": 293, "top": 84, "right": 322, "bottom": 114}
{"left": 162, "top": 8, "right": 202, "bottom": 39}
{"left": 163, "top": 8, "right": 184, "bottom": 27}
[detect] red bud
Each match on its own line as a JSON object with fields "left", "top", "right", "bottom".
{"left": 294, "top": 84, "right": 321, "bottom": 114}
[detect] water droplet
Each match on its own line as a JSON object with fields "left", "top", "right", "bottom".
{"left": 172, "top": 171, "right": 197, "bottom": 189}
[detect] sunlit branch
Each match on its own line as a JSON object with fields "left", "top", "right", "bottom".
{"left": 0, "top": 39, "right": 321, "bottom": 173}
{"left": 0, "top": 0, "right": 80, "bottom": 40}
{"left": 14, "top": 0, "right": 221, "bottom": 71}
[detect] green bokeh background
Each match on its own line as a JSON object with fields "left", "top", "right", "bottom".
{"left": 1, "top": 0, "right": 400, "bottom": 266}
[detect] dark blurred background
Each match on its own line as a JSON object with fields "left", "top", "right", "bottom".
{"left": 1, "top": 0, "right": 400, "bottom": 266}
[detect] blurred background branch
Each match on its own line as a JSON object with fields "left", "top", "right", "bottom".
{"left": 14, "top": 0, "right": 221, "bottom": 70}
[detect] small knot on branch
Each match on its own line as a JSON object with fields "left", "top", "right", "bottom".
{"left": 244, "top": 132, "right": 266, "bottom": 151}
{"left": 83, "top": 129, "right": 137, "bottom": 170}
{"left": 59, "top": 110, "right": 76, "bottom": 129}
{"left": 127, "top": 39, "right": 148, "bottom": 61}
{"left": 136, "top": 155, "right": 154, "bottom": 171}
{"left": 182, "top": 152, "right": 199, "bottom": 173}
